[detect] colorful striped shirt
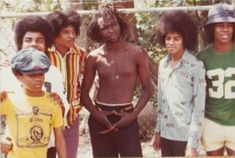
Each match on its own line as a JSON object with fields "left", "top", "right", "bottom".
{"left": 156, "top": 50, "right": 206, "bottom": 148}
{"left": 47, "top": 44, "right": 86, "bottom": 123}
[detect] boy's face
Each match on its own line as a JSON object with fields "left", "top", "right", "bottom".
{"left": 54, "top": 25, "right": 76, "bottom": 49}
{"left": 97, "top": 16, "right": 121, "bottom": 43}
{"left": 214, "top": 22, "right": 234, "bottom": 45}
{"left": 17, "top": 73, "right": 45, "bottom": 93}
{"left": 165, "top": 32, "right": 184, "bottom": 55}
{"left": 22, "top": 32, "right": 46, "bottom": 52}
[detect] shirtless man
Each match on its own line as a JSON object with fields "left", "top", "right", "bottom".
{"left": 81, "top": 4, "right": 151, "bottom": 158}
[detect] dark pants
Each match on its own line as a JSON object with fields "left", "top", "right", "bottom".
{"left": 160, "top": 137, "right": 187, "bottom": 157}
{"left": 88, "top": 104, "right": 143, "bottom": 158}
{"left": 47, "top": 147, "right": 56, "bottom": 158}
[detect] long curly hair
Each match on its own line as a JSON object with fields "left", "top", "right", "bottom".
{"left": 87, "top": 4, "right": 128, "bottom": 43}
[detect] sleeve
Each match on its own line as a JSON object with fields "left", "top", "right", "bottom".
{"left": 51, "top": 102, "right": 64, "bottom": 128}
{"left": 49, "top": 66, "right": 70, "bottom": 125}
{"left": 0, "top": 99, "right": 8, "bottom": 115}
{"left": 78, "top": 49, "right": 87, "bottom": 85}
{"left": 187, "top": 61, "right": 206, "bottom": 148}
{"left": 155, "top": 61, "right": 162, "bottom": 133}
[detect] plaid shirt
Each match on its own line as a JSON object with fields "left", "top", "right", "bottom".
{"left": 156, "top": 50, "right": 206, "bottom": 148}
{"left": 47, "top": 44, "right": 86, "bottom": 123}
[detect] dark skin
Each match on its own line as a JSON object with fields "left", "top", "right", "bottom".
{"left": 81, "top": 16, "right": 151, "bottom": 132}
{"left": 0, "top": 135, "right": 12, "bottom": 154}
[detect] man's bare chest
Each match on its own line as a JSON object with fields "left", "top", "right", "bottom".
{"left": 96, "top": 57, "right": 136, "bottom": 77}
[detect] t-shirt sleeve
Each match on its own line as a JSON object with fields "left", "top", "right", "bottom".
{"left": 0, "top": 98, "right": 10, "bottom": 115}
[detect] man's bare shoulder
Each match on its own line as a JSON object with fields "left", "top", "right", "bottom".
{"left": 87, "top": 46, "right": 104, "bottom": 59}
{"left": 126, "top": 42, "right": 147, "bottom": 57}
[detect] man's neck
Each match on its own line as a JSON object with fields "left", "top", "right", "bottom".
{"left": 103, "top": 39, "right": 126, "bottom": 53}
{"left": 214, "top": 41, "right": 233, "bottom": 53}
{"left": 54, "top": 44, "right": 70, "bottom": 57}
{"left": 170, "top": 49, "right": 184, "bottom": 62}
{"left": 169, "top": 50, "right": 184, "bottom": 68}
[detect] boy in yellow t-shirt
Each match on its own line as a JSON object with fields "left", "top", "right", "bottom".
{"left": 0, "top": 48, "right": 67, "bottom": 158}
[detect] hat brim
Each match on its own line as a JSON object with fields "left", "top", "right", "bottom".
{"left": 21, "top": 68, "right": 49, "bottom": 75}
{"left": 206, "top": 17, "right": 235, "bottom": 25}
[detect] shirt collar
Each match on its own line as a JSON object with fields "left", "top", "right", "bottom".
{"left": 164, "top": 49, "right": 191, "bottom": 67}
{"left": 49, "top": 44, "right": 81, "bottom": 56}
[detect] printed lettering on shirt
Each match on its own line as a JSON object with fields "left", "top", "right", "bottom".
{"left": 207, "top": 67, "right": 235, "bottom": 99}
{"left": 16, "top": 106, "right": 52, "bottom": 148}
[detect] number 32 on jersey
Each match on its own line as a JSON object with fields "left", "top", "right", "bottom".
{"left": 207, "top": 68, "right": 235, "bottom": 99}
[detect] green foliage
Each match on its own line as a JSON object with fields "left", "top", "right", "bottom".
{"left": 136, "top": 11, "right": 165, "bottom": 63}
{"left": 0, "top": 0, "right": 61, "bottom": 12}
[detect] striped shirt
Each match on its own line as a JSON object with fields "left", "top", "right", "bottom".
{"left": 156, "top": 50, "right": 206, "bottom": 148}
{"left": 47, "top": 44, "right": 86, "bottom": 123}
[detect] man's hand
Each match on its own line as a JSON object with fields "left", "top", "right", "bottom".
{"left": 185, "top": 147, "right": 198, "bottom": 157}
{"left": 0, "top": 137, "right": 13, "bottom": 154}
{"left": 0, "top": 91, "right": 8, "bottom": 103}
{"left": 48, "top": 93, "right": 65, "bottom": 116}
{"left": 112, "top": 111, "right": 137, "bottom": 129}
{"left": 93, "top": 110, "right": 113, "bottom": 131}
{"left": 153, "top": 132, "right": 161, "bottom": 151}
{"left": 98, "top": 111, "right": 137, "bottom": 134}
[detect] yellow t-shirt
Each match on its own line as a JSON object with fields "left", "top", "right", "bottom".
{"left": 0, "top": 92, "right": 63, "bottom": 158}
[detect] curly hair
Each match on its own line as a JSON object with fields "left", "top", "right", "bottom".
{"left": 14, "top": 15, "right": 53, "bottom": 51}
{"left": 203, "top": 23, "right": 234, "bottom": 44}
{"left": 46, "top": 9, "right": 81, "bottom": 40}
{"left": 87, "top": 4, "right": 128, "bottom": 43}
{"left": 156, "top": 10, "right": 198, "bottom": 51}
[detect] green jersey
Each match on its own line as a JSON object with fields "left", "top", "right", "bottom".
{"left": 197, "top": 45, "right": 235, "bottom": 126}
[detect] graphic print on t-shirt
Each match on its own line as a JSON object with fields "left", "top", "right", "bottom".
{"left": 16, "top": 106, "right": 52, "bottom": 148}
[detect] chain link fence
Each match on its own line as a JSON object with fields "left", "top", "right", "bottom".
{"left": 0, "top": 6, "right": 212, "bottom": 157}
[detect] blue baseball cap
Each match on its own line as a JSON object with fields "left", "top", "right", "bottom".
{"left": 206, "top": 3, "right": 235, "bottom": 25}
{"left": 11, "top": 48, "right": 51, "bottom": 75}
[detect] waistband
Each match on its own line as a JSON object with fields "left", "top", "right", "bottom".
{"left": 96, "top": 102, "right": 133, "bottom": 113}
{"left": 96, "top": 100, "right": 132, "bottom": 106}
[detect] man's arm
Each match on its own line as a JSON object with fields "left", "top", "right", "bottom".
{"left": 0, "top": 137, "right": 12, "bottom": 154}
{"left": 50, "top": 67, "right": 70, "bottom": 117}
{"left": 0, "top": 93, "right": 13, "bottom": 154}
{"left": 186, "top": 62, "right": 206, "bottom": 156}
{"left": 132, "top": 47, "right": 152, "bottom": 116}
{"left": 54, "top": 127, "right": 67, "bottom": 158}
{"left": 0, "top": 91, "right": 7, "bottom": 102}
{"left": 48, "top": 67, "right": 70, "bottom": 125}
{"left": 80, "top": 54, "right": 113, "bottom": 129}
